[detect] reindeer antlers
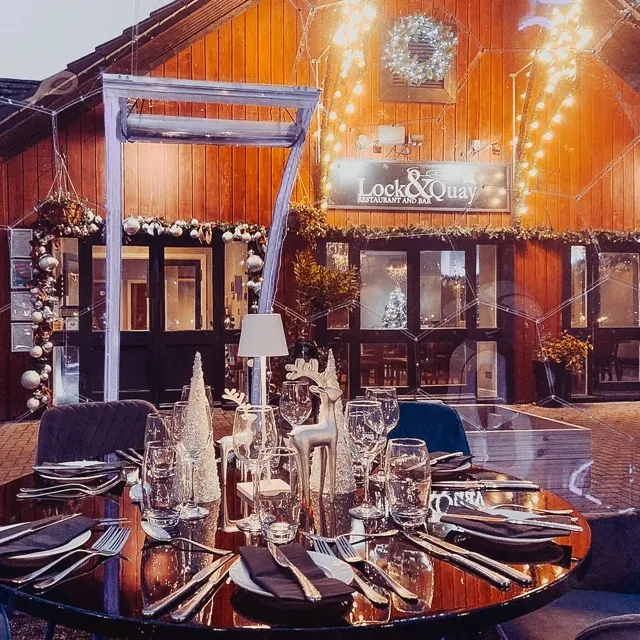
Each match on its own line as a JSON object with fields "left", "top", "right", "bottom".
{"left": 222, "top": 388, "right": 250, "bottom": 413}
{"left": 285, "top": 357, "right": 340, "bottom": 390}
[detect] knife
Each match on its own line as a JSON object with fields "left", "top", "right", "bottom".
{"left": 115, "top": 451, "right": 143, "bottom": 467}
{"left": 171, "top": 555, "right": 238, "bottom": 623}
{"left": 430, "top": 452, "right": 465, "bottom": 466}
{"left": 267, "top": 541, "right": 322, "bottom": 602}
{"left": 416, "top": 533, "right": 533, "bottom": 585}
{"left": 0, "top": 513, "right": 80, "bottom": 546}
{"left": 432, "top": 480, "right": 540, "bottom": 491}
{"left": 142, "top": 555, "right": 231, "bottom": 618}
{"left": 441, "top": 512, "right": 583, "bottom": 533}
{"left": 404, "top": 533, "right": 512, "bottom": 590}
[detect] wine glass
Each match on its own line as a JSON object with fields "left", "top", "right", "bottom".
{"left": 365, "top": 387, "right": 400, "bottom": 484}
{"left": 144, "top": 413, "right": 172, "bottom": 447}
{"left": 232, "top": 405, "right": 279, "bottom": 532}
{"left": 345, "top": 400, "right": 386, "bottom": 520}
{"left": 279, "top": 380, "right": 313, "bottom": 430}
{"left": 172, "top": 401, "right": 213, "bottom": 520}
{"left": 181, "top": 385, "right": 214, "bottom": 409}
{"left": 141, "top": 441, "right": 181, "bottom": 528}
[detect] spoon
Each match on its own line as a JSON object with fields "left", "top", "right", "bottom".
{"left": 303, "top": 528, "right": 399, "bottom": 543}
{"left": 141, "top": 521, "right": 232, "bottom": 556}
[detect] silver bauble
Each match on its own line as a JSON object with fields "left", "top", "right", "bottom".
{"left": 95, "top": 215, "right": 103, "bottom": 224}
{"left": 254, "top": 281, "right": 262, "bottom": 295}
{"left": 124, "top": 217, "right": 140, "bottom": 235}
{"left": 222, "top": 231, "right": 234, "bottom": 243}
{"left": 42, "top": 341, "right": 53, "bottom": 353}
{"left": 37, "top": 246, "right": 46, "bottom": 255}
{"left": 190, "top": 229, "right": 199, "bottom": 239}
{"left": 89, "top": 223, "right": 99, "bottom": 234}
{"left": 141, "top": 223, "right": 149, "bottom": 232}
{"left": 170, "top": 225, "right": 183, "bottom": 237}
{"left": 86, "top": 211, "right": 95, "bottom": 222}
{"left": 191, "top": 218, "right": 199, "bottom": 226}
{"left": 34, "top": 300, "right": 43, "bottom": 309}
{"left": 40, "top": 372, "right": 49, "bottom": 382}
{"left": 38, "top": 254, "right": 59, "bottom": 272}
{"left": 254, "top": 231, "right": 262, "bottom": 240}
{"left": 43, "top": 364, "right": 52, "bottom": 374}
{"left": 246, "top": 280, "right": 256, "bottom": 290}
{"left": 246, "top": 253, "right": 264, "bottom": 273}
{"left": 241, "top": 232, "right": 252, "bottom": 243}
{"left": 147, "top": 224, "right": 156, "bottom": 236}
{"left": 30, "top": 288, "right": 39, "bottom": 295}
{"left": 31, "top": 311, "right": 43, "bottom": 324}
{"left": 234, "top": 227, "right": 242, "bottom": 239}
{"left": 21, "top": 371, "right": 41, "bottom": 390}
{"left": 26, "top": 397, "right": 41, "bottom": 412}
{"left": 42, "top": 396, "right": 50, "bottom": 405}
{"left": 29, "top": 345, "right": 43, "bottom": 358}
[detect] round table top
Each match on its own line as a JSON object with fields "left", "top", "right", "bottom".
{"left": 0, "top": 468, "right": 591, "bottom": 639}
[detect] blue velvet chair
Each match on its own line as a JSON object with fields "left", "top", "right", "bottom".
{"left": 497, "top": 511, "right": 640, "bottom": 640}
{"left": 0, "top": 606, "right": 9, "bottom": 640}
{"left": 36, "top": 399, "right": 156, "bottom": 465}
{"left": 388, "top": 401, "right": 471, "bottom": 455}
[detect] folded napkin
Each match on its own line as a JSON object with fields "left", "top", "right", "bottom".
{"left": 441, "top": 506, "right": 574, "bottom": 539}
{"left": 0, "top": 516, "right": 98, "bottom": 560}
{"left": 36, "top": 461, "right": 126, "bottom": 476}
{"left": 430, "top": 452, "right": 473, "bottom": 474}
{"left": 239, "top": 543, "right": 354, "bottom": 602}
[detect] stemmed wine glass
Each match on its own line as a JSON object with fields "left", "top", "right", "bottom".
{"left": 279, "top": 380, "right": 313, "bottom": 431}
{"left": 365, "top": 387, "right": 400, "bottom": 484}
{"left": 172, "top": 401, "right": 214, "bottom": 520}
{"left": 232, "top": 405, "right": 279, "bottom": 532}
{"left": 345, "top": 400, "right": 386, "bottom": 520}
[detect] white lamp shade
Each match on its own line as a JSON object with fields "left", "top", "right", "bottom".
{"left": 237, "top": 313, "right": 289, "bottom": 357}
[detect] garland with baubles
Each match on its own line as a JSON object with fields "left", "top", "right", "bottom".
{"left": 22, "top": 190, "right": 267, "bottom": 413}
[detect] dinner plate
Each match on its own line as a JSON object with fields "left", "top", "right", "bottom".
{"left": 2, "top": 530, "right": 92, "bottom": 568}
{"left": 229, "top": 551, "right": 354, "bottom": 598}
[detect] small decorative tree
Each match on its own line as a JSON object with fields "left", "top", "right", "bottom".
{"left": 381, "top": 286, "right": 407, "bottom": 329}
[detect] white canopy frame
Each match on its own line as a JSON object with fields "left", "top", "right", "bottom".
{"left": 101, "top": 73, "right": 319, "bottom": 403}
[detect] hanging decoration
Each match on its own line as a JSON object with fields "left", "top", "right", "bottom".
{"left": 384, "top": 14, "right": 458, "bottom": 85}
{"left": 513, "top": 0, "right": 592, "bottom": 217}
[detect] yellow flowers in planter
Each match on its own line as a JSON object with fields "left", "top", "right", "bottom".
{"left": 534, "top": 331, "right": 593, "bottom": 374}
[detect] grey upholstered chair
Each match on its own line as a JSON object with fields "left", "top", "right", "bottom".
{"left": 35, "top": 400, "right": 156, "bottom": 465}
{"left": 498, "top": 510, "right": 640, "bottom": 640}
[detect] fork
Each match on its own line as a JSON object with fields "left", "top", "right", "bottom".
{"left": 486, "top": 503, "right": 574, "bottom": 517}
{"left": 334, "top": 538, "right": 419, "bottom": 602}
{"left": 33, "top": 527, "right": 130, "bottom": 590}
{"left": 17, "top": 474, "right": 124, "bottom": 499}
{"left": 314, "top": 538, "right": 388, "bottom": 606}
{"left": 13, "top": 527, "right": 124, "bottom": 586}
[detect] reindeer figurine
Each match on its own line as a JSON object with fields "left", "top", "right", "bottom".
{"left": 285, "top": 358, "right": 343, "bottom": 506}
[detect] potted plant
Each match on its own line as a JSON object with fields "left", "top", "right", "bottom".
{"left": 533, "top": 332, "right": 592, "bottom": 404}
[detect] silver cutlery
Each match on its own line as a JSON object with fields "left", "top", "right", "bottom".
{"left": 33, "top": 462, "right": 125, "bottom": 474}
{"left": 267, "top": 541, "right": 322, "bottom": 603}
{"left": 432, "top": 480, "right": 540, "bottom": 491}
{"left": 142, "top": 555, "right": 231, "bottom": 617}
{"left": 334, "top": 537, "right": 419, "bottom": 602}
{"left": 442, "top": 512, "right": 583, "bottom": 533}
{"left": 13, "top": 526, "right": 123, "bottom": 586}
{"left": 141, "top": 522, "right": 231, "bottom": 556}
{"left": 485, "top": 503, "right": 574, "bottom": 517}
{"left": 171, "top": 555, "right": 238, "bottom": 623}
{"left": 0, "top": 514, "right": 80, "bottom": 546}
{"left": 115, "top": 450, "right": 143, "bottom": 467}
{"left": 33, "top": 527, "right": 130, "bottom": 590}
{"left": 430, "top": 452, "right": 465, "bottom": 466}
{"left": 302, "top": 529, "right": 399, "bottom": 543}
{"left": 404, "top": 533, "right": 512, "bottom": 590}
{"left": 127, "top": 448, "right": 144, "bottom": 462}
{"left": 416, "top": 533, "right": 533, "bottom": 585}
{"left": 17, "top": 474, "right": 124, "bottom": 499}
{"left": 314, "top": 538, "right": 387, "bottom": 606}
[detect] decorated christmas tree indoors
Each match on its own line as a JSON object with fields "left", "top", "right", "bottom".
{"left": 381, "top": 286, "right": 407, "bottom": 328}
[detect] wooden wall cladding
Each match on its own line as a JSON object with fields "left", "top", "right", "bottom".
{"left": 2, "top": 0, "right": 640, "bottom": 416}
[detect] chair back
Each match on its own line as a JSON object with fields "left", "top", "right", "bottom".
{"left": 0, "top": 606, "right": 9, "bottom": 640}
{"left": 36, "top": 400, "right": 156, "bottom": 465}
{"left": 575, "top": 614, "right": 640, "bottom": 640}
{"left": 388, "top": 402, "right": 471, "bottom": 455}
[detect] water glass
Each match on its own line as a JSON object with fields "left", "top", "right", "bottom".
{"left": 144, "top": 413, "right": 172, "bottom": 447}
{"left": 345, "top": 400, "right": 386, "bottom": 520}
{"left": 181, "top": 385, "right": 214, "bottom": 408}
{"left": 365, "top": 388, "right": 400, "bottom": 485}
{"left": 385, "top": 438, "right": 431, "bottom": 529}
{"left": 256, "top": 447, "right": 302, "bottom": 544}
{"left": 279, "top": 381, "right": 313, "bottom": 428}
{"left": 233, "top": 405, "right": 279, "bottom": 532}
{"left": 172, "top": 401, "right": 214, "bottom": 520}
{"left": 142, "top": 441, "right": 181, "bottom": 528}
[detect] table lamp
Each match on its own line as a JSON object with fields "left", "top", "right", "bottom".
{"left": 238, "top": 313, "right": 289, "bottom": 405}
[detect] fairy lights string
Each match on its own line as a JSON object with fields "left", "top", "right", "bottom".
{"left": 317, "top": 0, "right": 377, "bottom": 210}
{"left": 514, "top": 0, "right": 593, "bottom": 217}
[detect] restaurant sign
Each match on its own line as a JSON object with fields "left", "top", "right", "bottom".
{"left": 328, "top": 159, "right": 510, "bottom": 212}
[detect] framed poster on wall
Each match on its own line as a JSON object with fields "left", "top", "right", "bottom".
{"left": 10, "top": 259, "right": 33, "bottom": 289}
{"left": 11, "top": 323, "right": 33, "bottom": 353}
{"left": 8, "top": 228, "right": 33, "bottom": 258}
{"left": 10, "top": 291, "right": 32, "bottom": 321}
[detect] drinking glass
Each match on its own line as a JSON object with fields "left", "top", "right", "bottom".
{"left": 256, "top": 446, "right": 302, "bottom": 544}
{"left": 144, "top": 413, "right": 172, "bottom": 447}
{"left": 233, "top": 405, "right": 279, "bottom": 532}
{"left": 172, "top": 401, "right": 214, "bottom": 520}
{"left": 181, "top": 385, "right": 214, "bottom": 408}
{"left": 142, "top": 441, "right": 181, "bottom": 528}
{"left": 365, "top": 388, "right": 400, "bottom": 485}
{"left": 385, "top": 438, "right": 431, "bottom": 529}
{"left": 279, "top": 381, "right": 313, "bottom": 428}
{"left": 345, "top": 400, "right": 386, "bottom": 520}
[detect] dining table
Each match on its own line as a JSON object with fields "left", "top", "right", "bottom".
{"left": 0, "top": 465, "right": 591, "bottom": 639}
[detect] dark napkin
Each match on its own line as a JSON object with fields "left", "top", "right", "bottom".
{"left": 37, "top": 461, "right": 127, "bottom": 477}
{"left": 441, "top": 506, "right": 575, "bottom": 540}
{"left": 239, "top": 543, "right": 355, "bottom": 602}
{"left": 429, "top": 451, "right": 473, "bottom": 475}
{"left": 0, "top": 516, "right": 98, "bottom": 560}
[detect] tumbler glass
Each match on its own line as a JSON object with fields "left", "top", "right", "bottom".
{"left": 256, "top": 446, "right": 302, "bottom": 544}
{"left": 142, "top": 441, "right": 181, "bottom": 528}
{"left": 385, "top": 438, "right": 431, "bottom": 529}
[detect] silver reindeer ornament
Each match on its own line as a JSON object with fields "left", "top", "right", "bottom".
{"left": 285, "top": 358, "right": 343, "bottom": 506}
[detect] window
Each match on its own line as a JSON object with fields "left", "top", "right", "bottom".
{"left": 361, "top": 343, "right": 408, "bottom": 387}
{"left": 53, "top": 238, "right": 80, "bottom": 331}
{"left": 420, "top": 250, "right": 466, "bottom": 328}
{"left": 420, "top": 341, "right": 467, "bottom": 387}
{"left": 570, "top": 246, "right": 587, "bottom": 328}
{"left": 224, "top": 242, "right": 248, "bottom": 329}
{"left": 326, "top": 243, "right": 350, "bottom": 329}
{"left": 598, "top": 253, "right": 639, "bottom": 327}
{"left": 360, "top": 250, "right": 407, "bottom": 329}
{"left": 477, "top": 245, "right": 497, "bottom": 328}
